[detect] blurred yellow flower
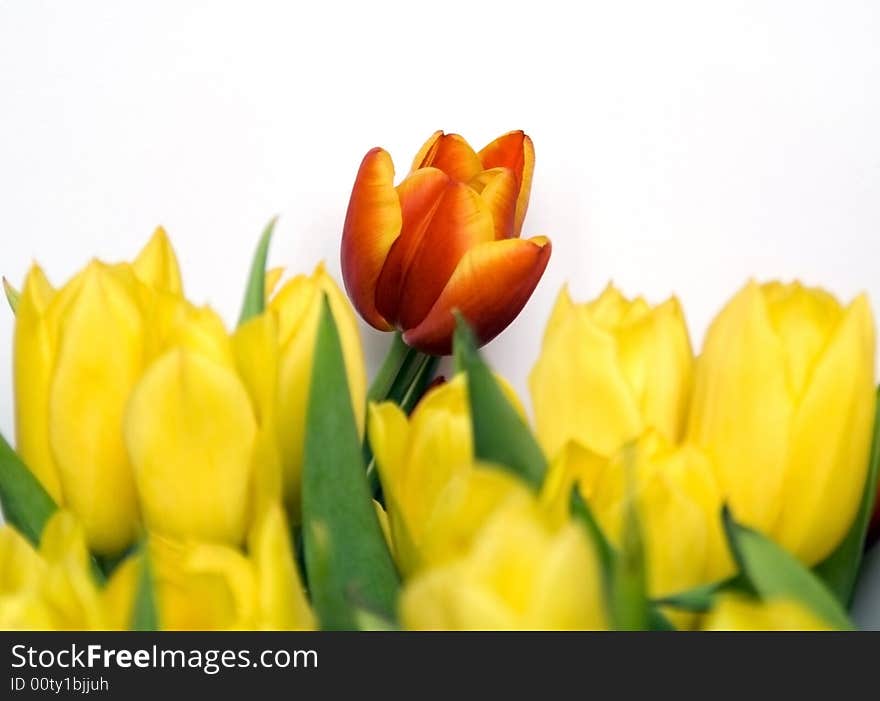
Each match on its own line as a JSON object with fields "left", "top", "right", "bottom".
{"left": 105, "top": 504, "right": 315, "bottom": 631}
{"left": 0, "top": 512, "right": 114, "bottom": 630}
{"left": 400, "top": 500, "right": 607, "bottom": 630}
{"left": 702, "top": 594, "right": 833, "bottom": 631}
{"left": 530, "top": 284, "right": 693, "bottom": 462}
{"left": 688, "top": 281, "right": 876, "bottom": 565}
{"left": 368, "top": 373, "right": 531, "bottom": 575}
{"left": 541, "top": 433, "right": 732, "bottom": 608}
{"left": 12, "top": 228, "right": 182, "bottom": 555}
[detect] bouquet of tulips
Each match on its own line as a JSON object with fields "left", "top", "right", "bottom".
{"left": 0, "top": 130, "right": 877, "bottom": 631}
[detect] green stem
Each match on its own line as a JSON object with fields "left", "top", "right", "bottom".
{"left": 363, "top": 334, "right": 440, "bottom": 502}
{"left": 367, "top": 332, "right": 413, "bottom": 403}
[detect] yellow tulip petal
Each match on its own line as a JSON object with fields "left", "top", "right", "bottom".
{"left": 272, "top": 265, "right": 366, "bottom": 513}
{"left": 0, "top": 524, "right": 46, "bottom": 592}
{"left": 39, "top": 511, "right": 107, "bottom": 629}
{"left": 265, "top": 266, "right": 285, "bottom": 299}
{"left": 421, "top": 467, "right": 533, "bottom": 568}
{"left": 152, "top": 537, "right": 256, "bottom": 630}
{"left": 163, "top": 304, "right": 235, "bottom": 368}
{"left": 125, "top": 349, "right": 257, "bottom": 545}
{"left": 248, "top": 504, "right": 315, "bottom": 630}
{"left": 778, "top": 293, "right": 876, "bottom": 564}
{"left": 132, "top": 226, "right": 183, "bottom": 295}
{"left": 530, "top": 289, "right": 642, "bottom": 459}
{"left": 47, "top": 262, "right": 143, "bottom": 554}
{"left": 529, "top": 522, "right": 607, "bottom": 630}
{"left": 400, "top": 565, "right": 516, "bottom": 630}
{"left": 616, "top": 296, "right": 693, "bottom": 444}
{"left": 702, "top": 594, "right": 833, "bottom": 631}
{"left": 102, "top": 556, "right": 140, "bottom": 630}
{"left": 687, "top": 281, "right": 790, "bottom": 536}
{"left": 13, "top": 264, "right": 63, "bottom": 502}
{"left": 232, "top": 312, "right": 279, "bottom": 425}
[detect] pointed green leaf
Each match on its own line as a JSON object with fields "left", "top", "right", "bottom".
{"left": 237, "top": 216, "right": 277, "bottom": 326}
{"left": 3, "top": 277, "right": 19, "bottom": 314}
{"left": 653, "top": 581, "right": 721, "bottom": 613}
{"left": 723, "top": 508, "right": 853, "bottom": 630}
{"left": 131, "top": 542, "right": 159, "bottom": 631}
{"left": 647, "top": 609, "right": 676, "bottom": 631}
{"left": 0, "top": 433, "right": 57, "bottom": 545}
{"left": 609, "top": 492, "right": 650, "bottom": 630}
{"left": 815, "top": 386, "right": 880, "bottom": 605}
{"left": 302, "top": 296, "right": 399, "bottom": 630}
{"left": 570, "top": 488, "right": 615, "bottom": 578}
{"left": 452, "top": 315, "right": 545, "bottom": 490}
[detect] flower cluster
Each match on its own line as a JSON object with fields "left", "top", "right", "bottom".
{"left": 1, "top": 131, "right": 877, "bottom": 631}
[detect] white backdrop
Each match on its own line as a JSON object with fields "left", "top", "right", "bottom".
{"left": 1, "top": 0, "right": 879, "bottom": 435}
{"left": 2, "top": 0, "right": 880, "bottom": 624}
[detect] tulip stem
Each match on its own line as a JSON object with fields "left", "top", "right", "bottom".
{"left": 364, "top": 334, "right": 440, "bottom": 502}
{"left": 366, "top": 332, "right": 413, "bottom": 404}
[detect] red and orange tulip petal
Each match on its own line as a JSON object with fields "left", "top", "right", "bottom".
{"left": 411, "top": 132, "right": 483, "bottom": 183}
{"left": 478, "top": 131, "right": 535, "bottom": 237}
{"left": 341, "top": 148, "right": 402, "bottom": 330}
{"left": 470, "top": 167, "right": 518, "bottom": 240}
{"left": 403, "top": 236, "right": 552, "bottom": 355}
{"left": 375, "top": 167, "right": 450, "bottom": 326}
{"left": 397, "top": 181, "right": 495, "bottom": 331}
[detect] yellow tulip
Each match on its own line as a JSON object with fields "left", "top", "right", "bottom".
{"left": 0, "top": 512, "right": 110, "bottom": 630}
{"left": 105, "top": 504, "right": 315, "bottom": 631}
{"left": 400, "top": 500, "right": 607, "bottom": 630}
{"left": 688, "top": 281, "right": 876, "bottom": 565}
{"left": 12, "top": 228, "right": 183, "bottom": 555}
{"left": 530, "top": 284, "right": 693, "bottom": 462}
{"left": 368, "top": 373, "right": 531, "bottom": 575}
{"left": 225, "top": 263, "right": 367, "bottom": 515}
{"left": 541, "top": 432, "right": 732, "bottom": 604}
{"left": 702, "top": 594, "right": 833, "bottom": 631}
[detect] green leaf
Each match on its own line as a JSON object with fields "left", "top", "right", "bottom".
{"left": 652, "top": 581, "right": 721, "bottom": 613}
{"left": 452, "top": 314, "right": 546, "bottom": 490}
{"left": 302, "top": 296, "right": 400, "bottom": 630}
{"left": 722, "top": 507, "right": 853, "bottom": 630}
{"left": 570, "top": 488, "right": 615, "bottom": 578}
{"left": 0, "top": 432, "right": 57, "bottom": 545}
{"left": 647, "top": 609, "right": 676, "bottom": 631}
{"left": 608, "top": 490, "right": 650, "bottom": 631}
{"left": 3, "top": 277, "right": 19, "bottom": 314}
{"left": 815, "top": 385, "right": 880, "bottom": 606}
{"left": 237, "top": 216, "right": 277, "bottom": 327}
{"left": 131, "top": 542, "right": 159, "bottom": 631}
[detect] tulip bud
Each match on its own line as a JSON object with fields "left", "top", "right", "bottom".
{"left": 541, "top": 433, "right": 732, "bottom": 605}
{"left": 702, "top": 594, "right": 833, "bottom": 631}
{"left": 400, "top": 500, "right": 607, "bottom": 630}
{"left": 342, "top": 131, "right": 551, "bottom": 355}
{"left": 530, "top": 284, "right": 693, "bottom": 462}
{"left": 368, "top": 373, "right": 531, "bottom": 575}
{"left": 688, "top": 281, "right": 876, "bottom": 565}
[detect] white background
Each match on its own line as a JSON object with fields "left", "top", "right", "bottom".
{"left": 1, "top": 0, "right": 880, "bottom": 621}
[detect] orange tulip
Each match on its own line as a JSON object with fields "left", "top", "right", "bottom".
{"left": 341, "top": 130, "right": 551, "bottom": 355}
